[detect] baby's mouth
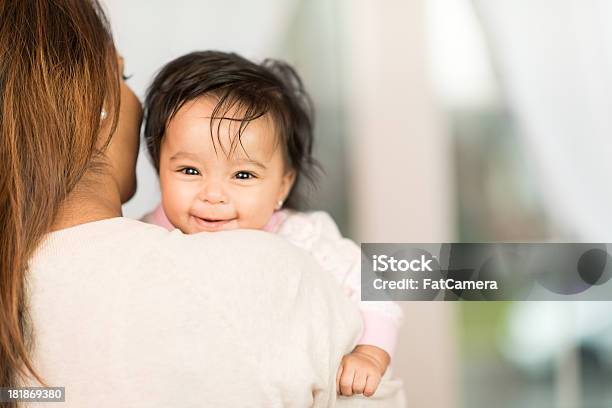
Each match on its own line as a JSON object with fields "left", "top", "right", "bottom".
{"left": 192, "top": 216, "right": 236, "bottom": 230}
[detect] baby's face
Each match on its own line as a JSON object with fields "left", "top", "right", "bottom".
{"left": 159, "top": 97, "right": 295, "bottom": 234}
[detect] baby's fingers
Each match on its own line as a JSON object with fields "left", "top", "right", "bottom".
{"left": 363, "top": 374, "right": 382, "bottom": 397}
{"left": 352, "top": 369, "right": 368, "bottom": 395}
{"left": 336, "top": 365, "right": 343, "bottom": 394}
{"left": 339, "top": 366, "right": 356, "bottom": 396}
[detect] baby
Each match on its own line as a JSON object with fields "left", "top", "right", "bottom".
{"left": 141, "top": 51, "right": 402, "bottom": 397}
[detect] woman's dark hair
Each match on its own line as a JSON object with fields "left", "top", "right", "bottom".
{"left": 0, "top": 0, "right": 120, "bottom": 404}
{"left": 144, "top": 51, "right": 319, "bottom": 209}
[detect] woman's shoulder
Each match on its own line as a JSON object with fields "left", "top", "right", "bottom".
{"left": 94, "top": 216, "right": 312, "bottom": 267}
{"left": 31, "top": 216, "right": 341, "bottom": 338}
{"left": 31, "top": 215, "right": 362, "bottom": 338}
{"left": 33, "top": 216, "right": 318, "bottom": 287}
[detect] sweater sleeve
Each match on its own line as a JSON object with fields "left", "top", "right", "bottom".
{"left": 276, "top": 211, "right": 403, "bottom": 358}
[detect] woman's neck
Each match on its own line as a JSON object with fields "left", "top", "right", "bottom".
{"left": 52, "top": 172, "right": 123, "bottom": 231}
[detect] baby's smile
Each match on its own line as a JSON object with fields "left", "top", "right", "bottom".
{"left": 189, "top": 213, "right": 239, "bottom": 232}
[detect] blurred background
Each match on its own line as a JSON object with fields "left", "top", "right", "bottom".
{"left": 104, "top": 0, "right": 612, "bottom": 406}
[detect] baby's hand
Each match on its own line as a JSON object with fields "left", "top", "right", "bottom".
{"left": 336, "top": 345, "right": 390, "bottom": 397}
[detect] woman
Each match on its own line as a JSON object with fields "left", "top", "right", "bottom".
{"left": 0, "top": 1, "right": 368, "bottom": 406}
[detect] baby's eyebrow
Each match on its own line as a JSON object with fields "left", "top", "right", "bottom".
{"left": 169, "top": 151, "right": 200, "bottom": 161}
{"left": 232, "top": 158, "right": 267, "bottom": 170}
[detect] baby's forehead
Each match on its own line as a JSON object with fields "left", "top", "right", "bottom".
{"left": 164, "top": 97, "right": 281, "bottom": 159}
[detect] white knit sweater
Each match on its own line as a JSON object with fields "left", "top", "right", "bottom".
{"left": 24, "top": 217, "right": 405, "bottom": 407}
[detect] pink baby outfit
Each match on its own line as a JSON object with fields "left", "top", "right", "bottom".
{"left": 142, "top": 204, "right": 402, "bottom": 357}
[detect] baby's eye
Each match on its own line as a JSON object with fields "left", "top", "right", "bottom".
{"left": 180, "top": 167, "right": 200, "bottom": 176}
{"left": 234, "top": 171, "right": 256, "bottom": 180}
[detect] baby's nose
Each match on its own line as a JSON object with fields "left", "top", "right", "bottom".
{"left": 198, "top": 181, "right": 228, "bottom": 204}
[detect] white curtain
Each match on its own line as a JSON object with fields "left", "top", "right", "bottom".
{"left": 474, "top": 0, "right": 612, "bottom": 240}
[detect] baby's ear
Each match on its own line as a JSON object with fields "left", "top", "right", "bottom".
{"left": 280, "top": 169, "right": 296, "bottom": 200}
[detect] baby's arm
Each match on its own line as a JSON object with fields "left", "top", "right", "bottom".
{"left": 336, "top": 257, "right": 401, "bottom": 397}
{"left": 276, "top": 211, "right": 403, "bottom": 397}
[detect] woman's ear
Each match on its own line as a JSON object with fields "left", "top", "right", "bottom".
{"left": 105, "top": 80, "right": 143, "bottom": 204}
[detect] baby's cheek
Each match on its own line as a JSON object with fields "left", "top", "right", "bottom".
{"left": 161, "top": 182, "right": 191, "bottom": 225}
{"left": 236, "top": 199, "right": 276, "bottom": 230}
{"left": 162, "top": 195, "right": 182, "bottom": 222}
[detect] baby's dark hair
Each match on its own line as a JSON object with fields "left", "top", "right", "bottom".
{"left": 144, "top": 50, "right": 318, "bottom": 210}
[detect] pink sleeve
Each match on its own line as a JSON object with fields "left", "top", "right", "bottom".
{"left": 358, "top": 309, "right": 401, "bottom": 358}
{"left": 262, "top": 210, "right": 289, "bottom": 233}
{"left": 275, "top": 211, "right": 403, "bottom": 359}
{"left": 140, "top": 203, "right": 175, "bottom": 231}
